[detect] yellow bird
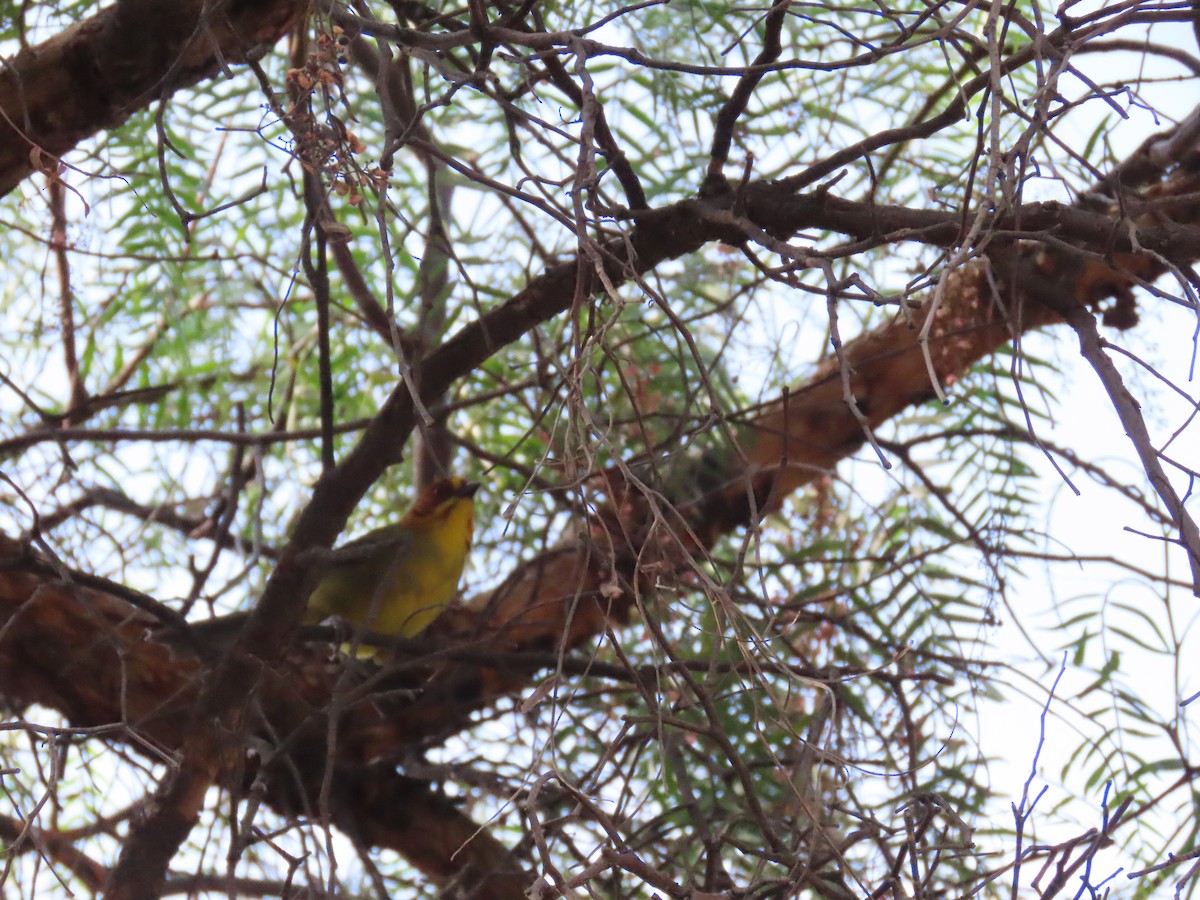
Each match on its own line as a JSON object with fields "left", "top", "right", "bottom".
{"left": 180, "top": 477, "right": 479, "bottom": 651}
{"left": 305, "top": 476, "right": 480, "bottom": 638}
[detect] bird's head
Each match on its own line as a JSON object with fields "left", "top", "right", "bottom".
{"left": 406, "top": 476, "right": 481, "bottom": 528}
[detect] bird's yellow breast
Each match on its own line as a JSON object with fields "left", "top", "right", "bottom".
{"left": 304, "top": 493, "right": 475, "bottom": 639}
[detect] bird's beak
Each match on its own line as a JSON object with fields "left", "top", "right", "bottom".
{"left": 460, "top": 481, "right": 481, "bottom": 498}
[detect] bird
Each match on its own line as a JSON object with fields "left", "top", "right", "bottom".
{"left": 178, "top": 476, "right": 480, "bottom": 653}
{"left": 303, "top": 475, "right": 480, "bottom": 639}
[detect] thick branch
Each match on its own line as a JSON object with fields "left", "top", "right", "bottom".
{"left": 0, "top": 0, "right": 306, "bottom": 197}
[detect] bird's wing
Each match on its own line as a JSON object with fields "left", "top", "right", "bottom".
{"left": 326, "top": 523, "right": 413, "bottom": 565}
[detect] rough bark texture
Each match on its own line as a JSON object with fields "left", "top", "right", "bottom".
{"left": 0, "top": 0, "right": 307, "bottom": 196}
